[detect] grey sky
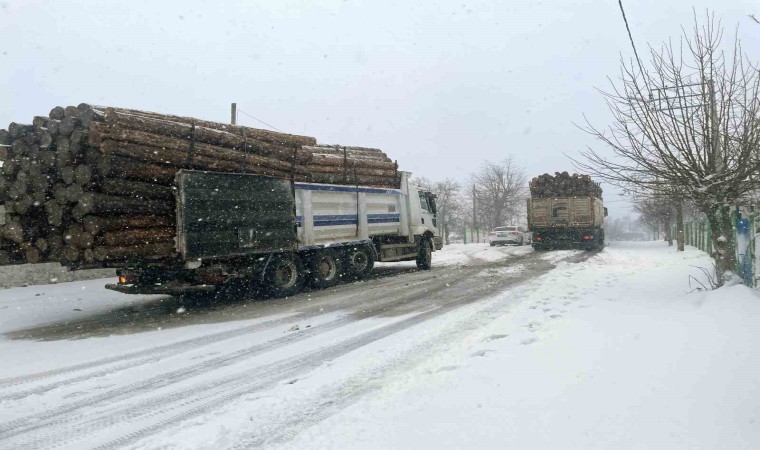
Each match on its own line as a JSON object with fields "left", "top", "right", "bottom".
{"left": 1, "top": 0, "right": 758, "bottom": 217}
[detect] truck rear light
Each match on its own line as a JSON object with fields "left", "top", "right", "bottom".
{"left": 535, "top": 236, "right": 542, "bottom": 241}
{"left": 582, "top": 235, "right": 593, "bottom": 240}
{"left": 489, "top": 232, "right": 496, "bottom": 236}
{"left": 509, "top": 232, "right": 518, "bottom": 235}
{"left": 117, "top": 270, "right": 138, "bottom": 285}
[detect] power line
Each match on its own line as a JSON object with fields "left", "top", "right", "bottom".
{"left": 236, "top": 108, "right": 283, "bottom": 132}
{"left": 617, "top": 0, "right": 648, "bottom": 83}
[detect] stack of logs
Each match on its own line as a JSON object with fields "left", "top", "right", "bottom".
{"left": 529, "top": 172, "right": 603, "bottom": 199}
{"left": 0, "top": 104, "right": 399, "bottom": 267}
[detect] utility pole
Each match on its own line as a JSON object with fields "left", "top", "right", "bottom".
{"left": 231, "top": 103, "right": 237, "bottom": 125}
{"left": 472, "top": 183, "right": 478, "bottom": 243}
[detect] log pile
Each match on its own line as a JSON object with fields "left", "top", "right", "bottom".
{"left": 0, "top": 104, "right": 400, "bottom": 267}
{"left": 529, "top": 172, "right": 603, "bottom": 199}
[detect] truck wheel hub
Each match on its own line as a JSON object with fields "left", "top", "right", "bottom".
{"left": 318, "top": 257, "right": 337, "bottom": 279}
{"left": 351, "top": 252, "right": 368, "bottom": 270}
{"left": 275, "top": 262, "right": 297, "bottom": 287}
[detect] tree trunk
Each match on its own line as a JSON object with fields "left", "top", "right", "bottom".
{"left": 100, "top": 109, "right": 313, "bottom": 162}
{"left": 88, "top": 104, "right": 317, "bottom": 147}
{"left": 676, "top": 201, "right": 685, "bottom": 252}
{"left": 707, "top": 203, "right": 737, "bottom": 287}
{"left": 97, "top": 139, "right": 292, "bottom": 177}
{"left": 72, "top": 192, "right": 174, "bottom": 219}
{"left": 97, "top": 228, "right": 175, "bottom": 247}
{"left": 97, "top": 155, "right": 178, "bottom": 185}
{"left": 82, "top": 215, "right": 173, "bottom": 234}
{"left": 93, "top": 242, "right": 176, "bottom": 261}
{"left": 664, "top": 220, "right": 673, "bottom": 246}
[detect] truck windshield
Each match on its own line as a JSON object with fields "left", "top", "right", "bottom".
{"left": 427, "top": 194, "right": 437, "bottom": 214}
{"left": 419, "top": 191, "right": 430, "bottom": 212}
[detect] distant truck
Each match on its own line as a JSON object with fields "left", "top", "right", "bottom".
{"left": 107, "top": 170, "right": 442, "bottom": 297}
{"left": 527, "top": 193, "right": 607, "bottom": 251}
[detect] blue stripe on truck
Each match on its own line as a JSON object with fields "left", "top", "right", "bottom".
{"left": 294, "top": 183, "right": 401, "bottom": 195}
{"left": 295, "top": 214, "right": 400, "bottom": 227}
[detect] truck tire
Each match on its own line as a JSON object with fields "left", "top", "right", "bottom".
{"left": 309, "top": 249, "right": 343, "bottom": 289}
{"left": 263, "top": 253, "right": 304, "bottom": 297}
{"left": 416, "top": 238, "right": 432, "bottom": 270}
{"left": 345, "top": 245, "right": 374, "bottom": 279}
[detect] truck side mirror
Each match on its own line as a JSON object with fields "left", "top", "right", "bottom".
{"left": 604, "top": 207, "right": 608, "bottom": 217}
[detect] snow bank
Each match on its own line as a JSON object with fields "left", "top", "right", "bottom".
{"left": 279, "top": 242, "right": 760, "bottom": 449}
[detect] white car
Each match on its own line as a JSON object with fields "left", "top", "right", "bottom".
{"left": 488, "top": 226, "right": 531, "bottom": 246}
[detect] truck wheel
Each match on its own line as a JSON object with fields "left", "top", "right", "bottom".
{"left": 416, "top": 238, "right": 432, "bottom": 270}
{"left": 309, "top": 250, "right": 343, "bottom": 289}
{"left": 345, "top": 245, "right": 374, "bottom": 279}
{"left": 263, "top": 253, "right": 304, "bottom": 297}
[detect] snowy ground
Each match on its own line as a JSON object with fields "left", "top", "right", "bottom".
{"left": 2, "top": 241, "right": 758, "bottom": 449}
{"left": 274, "top": 242, "right": 760, "bottom": 450}
{"left": 0, "top": 243, "right": 525, "bottom": 335}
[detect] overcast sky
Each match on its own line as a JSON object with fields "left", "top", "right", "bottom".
{"left": 1, "top": 0, "right": 758, "bottom": 217}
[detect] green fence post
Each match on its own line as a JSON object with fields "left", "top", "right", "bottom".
{"left": 750, "top": 215, "right": 756, "bottom": 287}
{"left": 734, "top": 206, "right": 740, "bottom": 273}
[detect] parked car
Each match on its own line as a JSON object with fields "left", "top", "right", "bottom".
{"left": 488, "top": 226, "right": 530, "bottom": 246}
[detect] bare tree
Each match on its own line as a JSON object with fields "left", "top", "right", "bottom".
{"left": 633, "top": 196, "right": 676, "bottom": 245}
{"left": 471, "top": 157, "right": 528, "bottom": 231}
{"left": 574, "top": 12, "right": 760, "bottom": 285}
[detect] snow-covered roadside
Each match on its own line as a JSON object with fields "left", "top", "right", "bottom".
{"left": 274, "top": 241, "right": 760, "bottom": 450}
{"left": 0, "top": 277, "right": 169, "bottom": 334}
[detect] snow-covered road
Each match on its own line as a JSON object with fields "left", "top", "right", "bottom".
{"left": 0, "top": 243, "right": 582, "bottom": 449}
{"left": 6, "top": 242, "right": 752, "bottom": 450}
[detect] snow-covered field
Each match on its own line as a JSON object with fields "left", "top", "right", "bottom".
{"left": 2, "top": 241, "right": 758, "bottom": 449}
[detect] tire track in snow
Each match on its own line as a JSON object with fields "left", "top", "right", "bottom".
{"left": 234, "top": 251, "right": 601, "bottom": 448}
{"left": 100, "top": 251, "right": 599, "bottom": 450}
{"left": 0, "top": 264, "right": 444, "bottom": 401}
{"left": 1, "top": 249, "right": 586, "bottom": 449}
{"left": 0, "top": 258, "right": 489, "bottom": 446}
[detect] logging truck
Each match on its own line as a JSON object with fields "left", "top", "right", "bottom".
{"left": 106, "top": 170, "right": 442, "bottom": 297}
{"left": 527, "top": 193, "right": 607, "bottom": 251}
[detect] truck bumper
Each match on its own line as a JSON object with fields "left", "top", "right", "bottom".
{"left": 532, "top": 228, "right": 601, "bottom": 249}
{"left": 105, "top": 283, "right": 216, "bottom": 296}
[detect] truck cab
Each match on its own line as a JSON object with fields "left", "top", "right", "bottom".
{"left": 410, "top": 186, "right": 439, "bottom": 243}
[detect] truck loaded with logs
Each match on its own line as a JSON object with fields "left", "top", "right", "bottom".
{"left": 0, "top": 104, "right": 442, "bottom": 297}
{"left": 527, "top": 172, "right": 607, "bottom": 251}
